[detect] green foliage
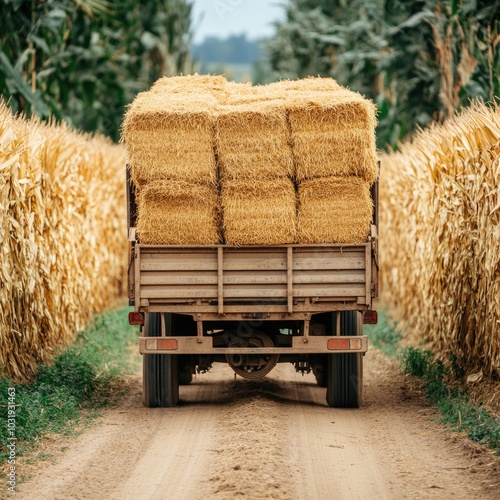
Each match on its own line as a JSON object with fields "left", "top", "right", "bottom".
{"left": 364, "top": 309, "right": 402, "bottom": 357}
{"left": 402, "top": 345, "right": 500, "bottom": 454}
{"left": 403, "top": 346, "right": 435, "bottom": 378}
{"left": 0, "top": 306, "right": 139, "bottom": 463}
{"left": 0, "top": 0, "right": 193, "bottom": 140}
{"left": 266, "top": 0, "right": 499, "bottom": 149}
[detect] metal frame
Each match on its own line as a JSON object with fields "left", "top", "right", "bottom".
{"left": 139, "top": 334, "right": 368, "bottom": 355}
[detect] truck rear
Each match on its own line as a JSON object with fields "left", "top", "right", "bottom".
{"left": 127, "top": 177, "right": 379, "bottom": 408}
{"left": 123, "top": 75, "right": 379, "bottom": 408}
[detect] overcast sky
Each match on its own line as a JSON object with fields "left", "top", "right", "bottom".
{"left": 191, "top": 0, "right": 286, "bottom": 43}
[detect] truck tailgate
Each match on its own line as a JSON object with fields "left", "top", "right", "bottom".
{"left": 130, "top": 244, "right": 376, "bottom": 317}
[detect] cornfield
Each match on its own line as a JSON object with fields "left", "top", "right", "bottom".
{"left": 380, "top": 102, "right": 500, "bottom": 377}
{"left": 0, "top": 101, "right": 127, "bottom": 382}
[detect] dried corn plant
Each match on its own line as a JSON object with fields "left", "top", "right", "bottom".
{"left": 0, "top": 102, "right": 127, "bottom": 382}
{"left": 380, "top": 102, "right": 500, "bottom": 377}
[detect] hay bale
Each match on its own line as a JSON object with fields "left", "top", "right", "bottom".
{"left": 150, "top": 74, "right": 229, "bottom": 102}
{"left": 215, "top": 100, "right": 294, "bottom": 181}
{"left": 288, "top": 90, "right": 378, "bottom": 183}
{"left": 151, "top": 76, "right": 258, "bottom": 105}
{"left": 122, "top": 91, "right": 218, "bottom": 186}
{"left": 297, "top": 177, "right": 373, "bottom": 244}
{"left": 222, "top": 179, "right": 296, "bottom": 245}
{"left": 265, "top": 76, "right": 341, "bottom": 95}
{"left": 137, "top": 180, "right": 220, "bottom": 245}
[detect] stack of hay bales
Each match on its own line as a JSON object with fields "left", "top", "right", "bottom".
{"left": 123, "top": 74, "right": 378, "bottom": 246}
{"left": 283, "top": 85, "right": 377, "bottom": 244}
{"left": 122, "top": 77, "right": 221, "bottom": 245}
{"left": 216, "top": 98, "right": 296, "bottom": 245}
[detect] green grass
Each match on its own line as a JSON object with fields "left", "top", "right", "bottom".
{"left": 366, "top": 310, "right": 500, "bottom": 455}
{"left": 363, "top": 308, "right": 403, "bottom": 357}
{"left": 0, "top": 306, "right": 139, "bottom": 464}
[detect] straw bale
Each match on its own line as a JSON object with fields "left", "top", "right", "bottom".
{"left": 288, "top": 89, "right": 378, "bottom": 183}
{"left": 221, "top": 179, "right": 296, "bottom": 245}
{"left": 297, "top": 177, "right": 373, "bottom": 244}
{"left": 151, "top": 75, "right": 258, "bottom": 105}
{"left": 215, "top": 100, "right": 294, "bottom": 181}
{"left": 0, "top": 100, "right": 127, "bottom": 382}
{"left": 150, "top": 73, "right": 228, "bottom": 102}
{"left": 265, "top": 76, "right": 341, "bottom": 96}
{"left": 380, "top": 101, "right": 500, "bottom": 378}
{"left": 137, "top": 180, "right": 220, "bottom": 245}
{"left": 123, "top": 91, "right": 218, "bottom": 186}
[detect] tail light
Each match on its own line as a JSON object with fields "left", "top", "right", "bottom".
{"left": 363, "top": 310, "right": 378, "bottom": 324}
{"left": 128, "top": 312, "right": 144, "bottom": 326}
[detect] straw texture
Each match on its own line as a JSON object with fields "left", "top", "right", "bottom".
{"left": 137, "top": 180, "right": 220, "bottom": 245}
{"left": 222, "top": 179, "right": 297, "bottom": 245}
{"left": 380, "top": 102, "right": 500, "bottom": 377}
{"left": 215, "top": 100, "right": 294, "bottom": 180}
{"left": 288, "top": 90, "right": 378, "bottom": 183}
{"left": 0, "top": 101, "right": 127, "bottom": 382}
{"left": 122, "top": 91, "right": 218, "bottom": 186}
{"left": 297, "top": 177, "right": 373, "bottom": 244}
{"left": 265, "top": 76, "right": 342, "bottom": 95}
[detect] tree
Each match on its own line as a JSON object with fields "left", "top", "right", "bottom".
{"left": 0, "top": 0, "right": 193, "bottom": 140}
{"left": 267, "top": 0, "right": 499, "bottom": 149}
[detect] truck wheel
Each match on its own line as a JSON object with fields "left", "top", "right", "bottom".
{"left": 143, "top": 313, "right": 179, "bottom": 408}
{"left": 326, "top": 311, "right": 363, "bottom": 408}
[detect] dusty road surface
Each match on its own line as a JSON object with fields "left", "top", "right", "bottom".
{"left": 14, "top": 350, "right": 500, "bottom": 500}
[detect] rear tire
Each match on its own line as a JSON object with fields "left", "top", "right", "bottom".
{"left": 326, "top": 311, "right": 363, "bottom": 408}
{"left": 143, "top": 313, "right": 179, "bottom": 408}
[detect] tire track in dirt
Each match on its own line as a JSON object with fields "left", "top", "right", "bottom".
{"left": 12, "top": 350, "right": 500, "bottom": 500}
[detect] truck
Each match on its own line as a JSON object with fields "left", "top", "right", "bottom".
{"left": 127, "top": 168, "right": 379, "bottom": 408}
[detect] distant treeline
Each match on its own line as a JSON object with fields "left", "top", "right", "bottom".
{"left": 192, "top": 34, "right": 263, "bottom": 65}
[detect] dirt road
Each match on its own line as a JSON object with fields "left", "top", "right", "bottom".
{"left": 14, "top": 350, "right": 499, "bottom": 500}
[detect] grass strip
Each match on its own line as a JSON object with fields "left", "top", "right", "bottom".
{"left": 365, "top": 309, "right": 500, "bottom": 455}
{"left": 0, "top": 306, "right": 139, "bottom": 464}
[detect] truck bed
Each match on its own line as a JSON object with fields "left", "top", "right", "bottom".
{"left": 129, "top": 240, "right": 378, "bottom": 321}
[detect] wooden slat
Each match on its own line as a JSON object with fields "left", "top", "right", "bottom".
{"left": 224, "top": 273, "right": 287, "bottom": 285}
{"left": 293, "top": 270, "right": 365, "bottom": 284}
{"left": 222, "top": 285, "right": 287, "bottom": 298}
{"left": 218, "top": 246, "right": 224, "bottom": 315}
{"left": 293, "top": 286, "right": 364, "bottom": 298}
{"left": 223, "top": 255, "right": 287, "bottom": 271}
{"left": 141, "top": 272, "right": 217, "bottom": 286}
{"left": 142, "top": 287, "right": 218, "bottom": 299}
{"left": 287, "top": 246, "right": 293, "bottom": 314}
{"left": 141, "top": 259, "right": 218, "bottom": 271}
{"left": 293, "top": 255, "right": 365, "bottom": 270}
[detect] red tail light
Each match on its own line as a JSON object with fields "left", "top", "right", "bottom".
{"left": 157, "top": 338, "right": 178, "bottom": 350}
{"left": 363, "top": 310, "right": 378, "bottom": 324}
{"left": 327, "top": 338, "right": 350, "bottom": 350}
{"left": 128, "top": 312, "right": 144, "bottom": 326}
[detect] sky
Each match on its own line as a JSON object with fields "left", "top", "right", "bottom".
{"left": 191, "top": 0, "right": 286, "bottom": 43}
